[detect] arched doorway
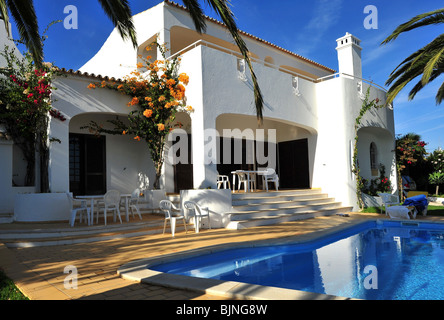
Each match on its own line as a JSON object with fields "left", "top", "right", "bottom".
{"left": 216, "top": 114, "right": 315, "bottom": 189}
{"left": 68, "top": 112, "right": 153, "bottom": 196}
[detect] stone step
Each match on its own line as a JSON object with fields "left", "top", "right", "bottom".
{"left": 0, "top": 213, "right": 14, "bottom": 224}
{"left": 232, "top": 197, "right": 335, "bottom": 212}
{"left": 232, "top": 193, "right": 329, "bottom": 206}
{"left": 0, "top": 215, "right": 183, "bottom": 247}
{"left": 231, "top": 189, "right": 322, "bottom": 200}
{"left": 226, "top": 206, "right": 353, "bottom": 230}
{"left": 229, "top": 201, "right": 344, "bottom": 221}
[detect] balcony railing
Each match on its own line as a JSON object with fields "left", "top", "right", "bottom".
{"left": 167, "top": 39, "right": 318, "bottom": 83}
{"left": 168, "top": 39, "right": 389, "bottom": 103}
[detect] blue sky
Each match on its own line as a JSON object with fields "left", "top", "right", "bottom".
{"left": 9, "top": 0, "right": 444, "bottom": 153}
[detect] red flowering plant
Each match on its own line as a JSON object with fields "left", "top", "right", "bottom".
{"left": 0, "top": 45, "right": 61, "bottom": 190}
{"left": 361, "top": 164, "right": 392, "bottom": 196}
{"left": 395, "top": 133, "right": 427, "bottom": 199}
{"left": 83, "top": 41, "right": 193, "bottom": 189}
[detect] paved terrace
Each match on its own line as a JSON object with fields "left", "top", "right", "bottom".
{"left": 1, "top": 212, "right": 444, "bottom": 300}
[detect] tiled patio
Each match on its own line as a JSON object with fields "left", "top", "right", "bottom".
{"left": 1, "top": 211, "right": 444, "bottom": 300}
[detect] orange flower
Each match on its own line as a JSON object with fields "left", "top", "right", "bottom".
{"left": 177, "top": 84, "right": 186, "bottom": 92}
{"left": 143, "top": 109, "right": 153, "bottom": 118}
{"left": 166, "top": 79, "right": 176, "bottom": 87}
{"left": 136, "top": 62, "right": 144, "bottom": 69}
{"left": 186, "top": 105, "right": 194, "bottom": 112}
{"left": 134, "top": 136, "right": 141, "bottom": 141}
{"left": 157, "top": 123, "right": 165, "bottom": 131}
{"left": 101, "top": 81, "right": 106, "bottom": 88}
{"left": 130, "top": 97, "right": 139, "bottom": 105}
{"left": 122, "top": 130, "right": 127, "bottom": 135}
{"left": 171, "top": 89, "right": 184, "bottom": 100}
{"left": 117, "top": 84, "right": 124, "bottom": 90}
{"left": 178, "top": 73, "right": 189, "bottom": 85}
{"left": 145, "top": 97, "right": 152, "bottom": 102}
{"left": 165, "top": 102, "right": 172, "bottom": 109}
{"left": 158, "top": 95, "right": 166, "bottom": 102}
{"left": 87, "top": 83, "right": 96, "bottom": 89}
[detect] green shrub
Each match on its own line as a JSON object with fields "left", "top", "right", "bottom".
{"left": 0, "top": 269, "right": 28, "bottom": 300}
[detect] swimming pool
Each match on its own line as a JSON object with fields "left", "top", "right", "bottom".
{"left": 150, "top": 220, "right": 444, "bottom": 300}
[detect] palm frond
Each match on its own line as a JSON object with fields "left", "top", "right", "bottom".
{"left": 382, "top": 8, "right": 444, "bottom": 44}
{"left": 181, "top": 0, "right": 207, "bottom": 33}
{"left": 6, "top": 0, "right": 42, "bottom": 65}
{"left": 0, "top": 0, "right": 10, "bottom": 37}
{"left": 203, "top": 0, "right": 264, "bottom": 121}
{"left": 97, "top": 0, "right": 137, "bottom": 48}
{"left": 422, "top": 47, "right": 444, "bottom": 85}
{"left": 436, "top": 80, "right": 444, "bottom": 104}
{"left": 385, "top": 31, "right": 444, "bottom": 105}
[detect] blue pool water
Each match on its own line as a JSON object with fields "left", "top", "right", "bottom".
{"left": 152, "top": 221, "right": 444, "bottom": 300}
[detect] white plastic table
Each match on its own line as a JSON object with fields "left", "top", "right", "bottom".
{"left": 76, "top": 195, "right": 103, "bottom": 225}
{"left": 77, "top": 194, "right": 132, "bottom": 224}
{"left": 231, "top": 170, "right": 268, "bottom": 192}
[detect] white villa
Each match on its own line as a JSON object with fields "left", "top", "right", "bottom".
{"left": 0, "top": 1, "right": 396, "bottom": 222}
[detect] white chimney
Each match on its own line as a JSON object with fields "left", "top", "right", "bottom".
{"left": 336, "top": 32, "right": 362, "bottom": 79}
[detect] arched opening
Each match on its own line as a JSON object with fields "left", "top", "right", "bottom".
{"left": 357, "top": 127, "right": 396, "bottom": 191}
{"left": 68, "top": 113, "right": 153, "bottom": 195}
{"left": 169, "top": 26, "right": 260, "bottom": 59}
{"left": 137, "top": 35, "right": 158, "bottom": 66}
{"left": 216, "top": 114, "right": 316, "bottom": 189}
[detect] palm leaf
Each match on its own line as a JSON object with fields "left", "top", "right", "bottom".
{"left": 97, "top": 0, "right": 137, "bottom": 48}
{"left": 436, "top": 80, "right": 444, "bottom": 104}
{"left": 409, "top": 68, "right": 443, "bottom": 101}
{"left": 0, "top": 0, "right": 10, "bottom": 36}
{"left": 182, "top": 0, "right": 264, "bottom": 121}
{"left": 181, "top": 0, "right": 207, "bottom": 33}
{"left": 422, "top": 47, "right": 444, "bottom": 85}
{"left": 383, "top": 15, "right": 444, "bottom": 105}
{"left": 6, "top": 0, "right": 42, "bottom": 66}
{"left": 382, "top": 8, "right": 444, "bottom": 44}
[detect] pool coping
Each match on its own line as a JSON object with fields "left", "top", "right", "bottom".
{"left": 117, "top": 218, "right": 444, "bottom": 300}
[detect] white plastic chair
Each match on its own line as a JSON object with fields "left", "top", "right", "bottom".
{"left": 183, "top": 201, "right": 211, "bottom": 233}
{"left": 217, "top": 172, "right": 231, "bottom": 189}
{"left": 67, "top": 192, "right": 91, "bottom": 227}
{"left": 160, "top": 200, "right": 188, "bottom": 237}
{"left": 98, "top": 190, "right": 122, "bottom": 225}
{"left": 123, "top": 188, "right": 142, "bottom": 220}
{"left": 379, "top": 193, "right": 400, "bottom": 215}
{"left": 236, "top": 171, "right": 256, "bottom": 192}
{"left": 261, "top": 168, "right": 279, "bottom": 192}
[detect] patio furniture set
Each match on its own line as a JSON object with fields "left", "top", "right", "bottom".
{"left": 68, "top": 167, "right": 280, "bottom": 237}
{"left": 67, "top": 188, "right": 142, "bottom": 228}
{"left": 217, "top": 167, "right": 279, "bottom": 192}
{"left": 67, "top": 188, "right": 214, "bottom": 238}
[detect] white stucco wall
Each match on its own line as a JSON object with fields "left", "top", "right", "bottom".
{"left": 50, "top": 75, "right": 155, "bottom": 194}
{"left": 313, "top": 76, "right": 396, "bottom": 210}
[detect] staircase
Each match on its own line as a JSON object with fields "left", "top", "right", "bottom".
{"left": 226, "top": 189, "right": 353, "bottom": 229}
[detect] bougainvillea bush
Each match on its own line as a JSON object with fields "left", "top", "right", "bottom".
{"left": 84, "top": 41, "right": 193, "bottom": 189}
{"left": 0, "top": 45, "right": 59, "bottom": 190}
